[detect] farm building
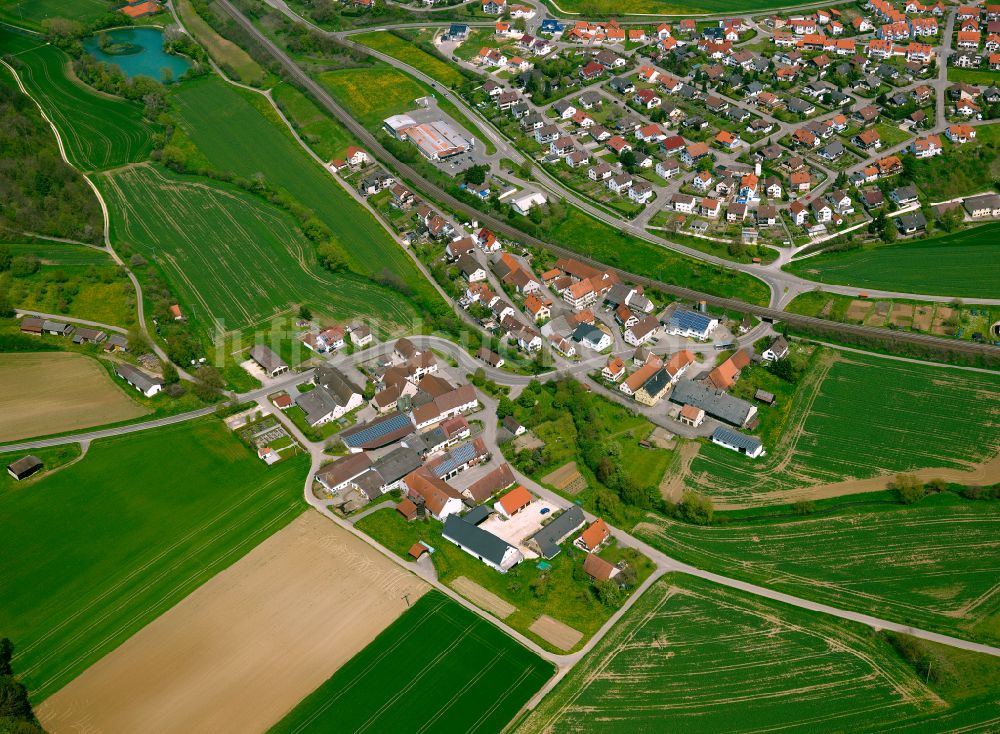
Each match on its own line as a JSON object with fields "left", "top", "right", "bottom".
{"left": 19, "top": 317, "right": 43, "bottom": 335}
{"left": 711, "top": 427, "right": 764, "bottom": 458}
{"left": 341, "top": 411, "right": 415, "bottom": 451}
{"left": 678, "top": 404, "right": 705, "bottom": 427}
{"left": 442, "top": 514, "right": 524, "bottom": 573}
{"left": 583, "top": 553, "right": 622, "bottom": 583}
{"left": 670, "top": 380, "right": 757, "bottom": 427}
{"left": 465, "top": 462, "right": 516, "bottom": 503}
{"left": 7, "top": 455, "right": 43, "bottom": 481}
{"left": 72, "top": 328, "right": 107, "bottom": 346}
{"left": 315, "top": 453, "right": 375, "bottom": 493}
{"left": 494, "top": 485, "right": 532, "bottom": 518}
{"left": 527, "top": 506, "right": 585, "bottom": 559}
{"left": 250, "top": 344, "right": 289, "bottom": 377}
{"left": 114, "top": 363, "right": 164, "bottom": 398}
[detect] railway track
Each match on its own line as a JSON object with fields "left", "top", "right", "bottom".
{"left": 214, "top": 0, "right": 999, "bottom": 364}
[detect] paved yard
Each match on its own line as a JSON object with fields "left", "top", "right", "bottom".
{"left": 479, "top": 499, "right": 557, "bottom": 558}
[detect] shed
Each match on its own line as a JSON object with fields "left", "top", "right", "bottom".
{"left": 754, "top": 389, "right": 776, "bottom": 405}
{"left": 409, "top": 542, "right": 429, "bottom": 559}
{"left": 7, "top": 455, "right": 43, "bottom": 481}
{"left": 396, "top": 498, "right": 418, "bottom": 521}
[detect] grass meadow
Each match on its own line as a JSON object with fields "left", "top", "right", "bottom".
{"left": 352, "top": 31, "right": 468, "bottom": 88}
{"left": 175, "top": 0, "right": 265, "bottom": 85}
{"left": 96, "top": 164, "right": 416, "bottom": 335}
{"left": 269, "top": 590, "right": 553, "bottom": 734}
{"left": 318, "top": 63, "right": 495, "bottom": 154}
{"left": 547, "top": 208, "right": 771, "bottom": 305}
{"left": 543, "top": 0, "right": 825, "bottom": 13}
{"left": 0, "top": 0, "right": 110, "bottom": 31}
{"left": 3, "top": 242, "right": 136, "bottom": 328}
{"left": 517, "top": 574, "right": 968, "bottom": 733}
{"left": 786, "top": 223, "right": 1000, "bottom": 299}
{"left": 679, "top": 350, "right": 1000, "bottom": 506}
{"left": 169, "top": 76, "right": 438, "bottom": 306}
{"left": 0, "top": 418, "right": 309, "bottom": 702}
{"left": 271, "top": 82, "right": 357, "bottom": 162}
{"left": 2, "top": 27, "right": 156, "bottom": 170}
{"left": 637, "top": 494, "right": 1000, "bottom": 646}
{"left": 908, "top": 123, "right": 1000, "bottom": 201}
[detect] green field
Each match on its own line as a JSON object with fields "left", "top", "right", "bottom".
{"left": 786, "top": 223, "right": 1000, "bottom": 298}
{"left": 176, "top": 0, "right": 265, "bottom": 85}
{"left": 637, "top": 495, "right": 1000, "bottom": 646}
{"left": 3, "top": 242, "right": 136, "bottom": 327}
{"left": 678, "top": 350, "right": 1000, "bottom": 506}
{"left": 0, "top": 418, "right": 310, "bottom": 701}
{"left": 547, "top": 208, "right": 771, "bottom": 305}
{"left": 2, "top": 27, "right": 157, "bottom": 170}
{"left": 271, "top": 82, "right": 357, "bottom": 162}
{"left": 169, "top": 75, "right": 436, "bottom": 305}
{"left": 318, "top": 63, "right": 494, "bottom": 154}
{"left": 352, "top": 31, "right": 469, "bottom": 88}
{"left": 0, "top": 0, "right": 110, "bottom": 30}
{"left": 518, "top": 574, "right": 985, "bottom": 733}
{"left": 269, "top": 590, "right": 553, "bottom": 734}
{"left": 96, "top": 163, "right": 414, "bottom": 335}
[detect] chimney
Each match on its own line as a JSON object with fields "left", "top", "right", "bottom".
{"left": 755, "top": 161, "right": 762, "bottom": 176}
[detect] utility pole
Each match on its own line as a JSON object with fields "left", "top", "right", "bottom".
{"left": 402, "top": 593, "right": 411, "bottom": 608}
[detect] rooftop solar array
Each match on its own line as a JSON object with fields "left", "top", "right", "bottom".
{"left": 343, "top": 412, "right": 413, "bottom": 448}
{"left": 668, "top": 309, "right": 713, "bottom": 332}
{"left": 711, "top": 427, "right": 762, "bottom": 452}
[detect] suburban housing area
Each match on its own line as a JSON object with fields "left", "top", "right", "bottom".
{"left": 0, "top": 0, "right": 998, "bottom": 732}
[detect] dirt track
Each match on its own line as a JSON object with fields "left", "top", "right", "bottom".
{"left": 716, "top": 452, "right": 1000, "bottom": 510}
{"left": 38, "top": 511, "right": 427, "bottom": 734}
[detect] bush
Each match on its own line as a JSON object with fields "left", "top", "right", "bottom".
{"left": 678, "top": 491, "right": 714, "bottom": 525}
{"left": 892, "top": 473, "right": 926, "bottom": 504}
{"left": 9, "top": 255, "right": 39, "bottom": 278}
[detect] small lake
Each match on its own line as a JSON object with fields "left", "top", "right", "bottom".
{"left": 83, "top": 27, "right": 191, "bottom": 83}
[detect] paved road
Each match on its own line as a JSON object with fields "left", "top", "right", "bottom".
{"left": 211, "top": 0, "right": 1000, "bottom": 365}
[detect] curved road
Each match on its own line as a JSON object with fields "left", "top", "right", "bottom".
{"left": 212, "top": 0, "right": 1000, "bottom": 363}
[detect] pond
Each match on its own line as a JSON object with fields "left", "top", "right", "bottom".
{"left": 83, "top": 27, "right": 191, "bottom": 83}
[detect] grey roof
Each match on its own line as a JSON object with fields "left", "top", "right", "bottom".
{"left": 529, "top": 506, "right": 585, "bottom": 559}
{"left": 315, "top": 364, "right": 361, "bottom": 405}
{"left": 670, "top": 380, "right": 755, "bottom": 426}
{"left": 463, "top": 504, "right": 492, "bottom": 525}
{"left": 638, "top": 367, "right": 670, "bottom": 398}
{"left": 42, "top": 319, "right": 72, "bottom": 333}
{"left": 964, "top": 193, "right": 1000, "bottom": 211}
{"left": 7, "top": 455, "right": 42, "bottom": 477}
{"left": 892, "top": 184, "right": 918, "bottom": 201}
{"left": 712, "top": 427, "right": 762, "bottom": 452}
{"left": 296, "top": 388, "right": 341, "bottom": 426}
{"left": 372, "top": 447, "right": 423, "bottom": 485}
{"left": 896, "top": 211, "right": 927, "bottom": 230}
{"left": 443, "top": 514, "right": 516, "bottom": 567}
{"left": 250, "top": 344, "right": 287, "bottom": 374}
{"left": 106, "top": 333, "right": 128, "bottom": 349}
{"left": 114, "top": 363, "right": 164, "bottom": 393}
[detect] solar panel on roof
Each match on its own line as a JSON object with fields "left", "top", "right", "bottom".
{"left": 670, "top": 309, "right": 711, "bottom": 331}
{"left": 343, "top": 413, "right": 412, "bottom": 447}
{"left": 431, "top": 442, "right": 478, "bottom": 478}
{"left": 712, "top": 427, "right": 761, "bottom": 452}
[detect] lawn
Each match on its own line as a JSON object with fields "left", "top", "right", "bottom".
{"left": 269, "top": 590, "right": 553, "bottom": 734}
{"left": 318, "top": 63, "right": 495, "bottom": 154}
{"left": 874, "top": 121, "right": 912, "bottom": 148}
{"left": 356, "top": 507, "right": 656, "bottom": 653}
{"left": 271, "top": 82, "right": 357, "bottom": 162}
{"left": 96, "top": 163, "right": 415, "bottom": 336}
{"left": 0, "top": 0, "right": 110, "bottom": 30}
{"left": 2, "top": 242, "right": 136, "bottom": 328}
{"left": 947, "top": 67, "right": 1000, "bottom": 86}
{"left": 907, "top": 122, "right": 1000, "bottom": 200}
{"left": 504, "top": 379, "right": 674, "bottom": 530}
{"left": 636, "top": 493, "right": 1000, "bottom": 647}
{"left": 677, "top": 349, "right": 1000, "bottom": 507}
{"left": 352, "top": 30, "right": 469, "bottom": 88}
{"left": 544, "top": 208, "right": 771, "bottom": 306}
{"left": 169, "top": 75, "right": 438, "bottom": 306}
{"left": 786, "top": 223, "right": 1000, "bottom": 298}
{"left": 175, "top": 0, "right": 264, "bottom": 85}
{"left": 517, "top": 574, "right": 983, "bottom": 733}
{"left": 0, "top": 418, "right": 310, "bottom": 702}
{"left": 2, "top": 27, "right": 157, "bottom": 170}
